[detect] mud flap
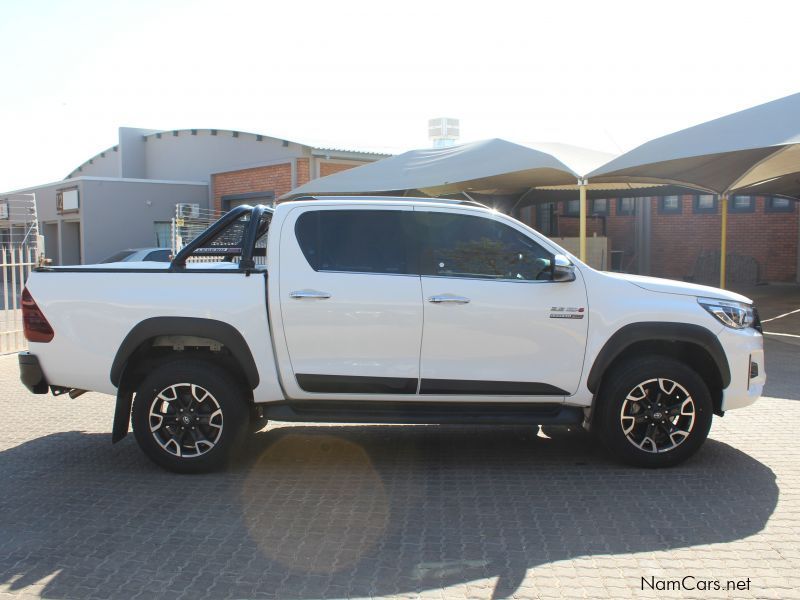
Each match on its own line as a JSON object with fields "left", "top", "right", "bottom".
{"left": 112, "top": 385, "right": 134, "bottom": 444}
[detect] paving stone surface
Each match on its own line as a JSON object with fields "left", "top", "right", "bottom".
{"left": 1, "top": 352, "right": 798, "bottom": 599}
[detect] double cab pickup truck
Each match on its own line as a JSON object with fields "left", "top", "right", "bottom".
{"left": 18, "top": 197, "right": 765, "bottom": 472}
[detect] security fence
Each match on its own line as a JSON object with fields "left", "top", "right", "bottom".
{"left": 1, "top": 193, "right": 41, "bottom": 353}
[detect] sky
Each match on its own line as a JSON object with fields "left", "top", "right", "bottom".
{"left": 1, "top": 0, "right": 799, "bottom": 192}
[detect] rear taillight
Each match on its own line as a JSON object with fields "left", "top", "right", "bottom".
{"left": 21, "top": 288, "right": 54, "bottom": 343}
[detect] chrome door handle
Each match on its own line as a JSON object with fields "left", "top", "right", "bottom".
{"left": 427, "top": 295, "right": 470, "bottom": 304}
{"left": 290, "top": 290, "right": 331, "bottom": 299}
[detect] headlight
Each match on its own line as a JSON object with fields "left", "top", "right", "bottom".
{"left": 697, "top": 297, "right": 755, "bottom": 329}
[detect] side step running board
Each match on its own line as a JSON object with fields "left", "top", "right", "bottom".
{"left": 262, "top": 401, "right": 584, "bottom": 426}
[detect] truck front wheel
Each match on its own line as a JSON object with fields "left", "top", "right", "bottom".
{"left": 596, "top": 356, "right": 713, "bottom": 468}
{"left": 131, "top": 360, "right": 248, "bottom": 473}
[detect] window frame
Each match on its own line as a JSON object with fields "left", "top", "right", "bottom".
{"left": 294, "top": 208, "right": 417, "bottom": 276}
{"left": 591, "top": 198, "right": 609, "bottom": 216}
{"left": 56, "top": 187, "right": 80, "bottom": 214}
{"left": 415, "top": 208, "right": 557, "bottom": 283}
{"left": 616, "top": 197, "right": 636, "bottom": 216}
{"left": 765, "top": 196, "right": 795, "bottom": 213}
{"left": 563, "top": 199, "right": 580, "bottom": 217}
{"left": 658, "top": 195, "right": 682, "bottom": 214}
{"left": 692, "top": 194, "right": 718, "bottom": 214}
{"left": 729, "top": 195, "right": 755, "bottom": 213}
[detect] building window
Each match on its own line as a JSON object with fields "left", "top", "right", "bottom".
{"left": 659, "top": 195, "right": 681, "bottom": 214}
{"left": 221, "top": 191, "right": 276, "bottom": 211}
{"left": 564, "top": 199, "right": 580, "bottom": 217}
{"left": 536, "top": 202, "right": 557, "bottom": 236}
{"left": 154, "top": 221, "right": 172, "bottom": 247}
{"left": 0, "top": 200, "right": 8, "bottom": 220}
{"left": 56, "top": 188, "right": 79, "bottom": 213}
{"left": 693, "top": 194, "right": 718, "bottom": 214}
{"left": 617, "top": 197, "right": 636, "bottom": 216}
{"left": 766, "top": 196, "right": 795, "bottom": 213}
{"left": 591, "top": 198, "right": 609, "bottom": 215}
{"left": 729, "top": 195, "right": 754, "bottom": 213}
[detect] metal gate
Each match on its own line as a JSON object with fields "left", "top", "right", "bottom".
{"left": 1, "top": 194, "right": 41, "bottom": 354}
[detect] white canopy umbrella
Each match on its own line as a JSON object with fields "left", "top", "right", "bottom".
{"left": 589, "top": 92, "right": 800, "bottom": 287}
{"left": 283, "top": 138, "right": 613, "bottom": 260}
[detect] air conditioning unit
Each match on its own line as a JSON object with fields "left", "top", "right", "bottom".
{"left": 177, "top": 203, "right": 200, "bottom": 219}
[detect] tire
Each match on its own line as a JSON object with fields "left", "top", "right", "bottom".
{"left": 132, "top": 359, "right": 249, "bottom": 473}
{"left": 595, "top": 355, "right": 713, "bottom": 468}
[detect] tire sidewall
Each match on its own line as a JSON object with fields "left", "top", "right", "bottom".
{"left": 597, "top": 356, "right": 713, "bottom": 468}
{"left": 132, "top": 359, "right": 248, "bottom": 473}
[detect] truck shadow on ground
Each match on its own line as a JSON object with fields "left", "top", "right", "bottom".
{"left": 0, "top": 425, "right": 778, "bottom": 599}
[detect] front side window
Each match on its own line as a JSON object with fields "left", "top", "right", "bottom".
{"left": 418, "top": 212, "right": 553, "bottom": 281}
{"left": 295, "top": 210, "right": 413, "bottom": 275}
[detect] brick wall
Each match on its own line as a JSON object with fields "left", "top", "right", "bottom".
{"left": 211, "top": 163, "right": 293, "bottom": 213}
{"left": 212, "top": 159, "right": 366, "bottom": 213}
{"left": 297, "top": 159, "right": 310, "bottom": 187}
{"left": 535, "top": 195, "right": 798, "bottom": 282}
{"left": 319, "top": 161, "right": 359, "bottom": 178}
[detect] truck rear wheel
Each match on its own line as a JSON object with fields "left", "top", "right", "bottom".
{"left": 131, "top": 360, "right": 248, "bottom": 473}
{"left": 595, "top": 356, "right": 713, "bottom": 468}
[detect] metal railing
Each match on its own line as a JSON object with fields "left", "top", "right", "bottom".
{"left": 1, "top": 245, "right": 38, "bottom": 354}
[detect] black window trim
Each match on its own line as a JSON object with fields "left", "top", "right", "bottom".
{"left": 765, "top": 195, "right": 795, "bottom": 213}
{"left": 692, "top": 194, "right": 718, "bottom": 214}
{"left": 658, "top": 195, "right": 682, "bottom": 214}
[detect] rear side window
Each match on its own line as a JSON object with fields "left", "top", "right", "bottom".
{"left": 100, "top": 250, "right": 135, "bottom": 263}
{"left": 295, "top": 210, "right": 414, "bottom": 275}
{"left": 418, "top": 212, "right": 553, "bottom": 281}
{"left": 143, "top": 250, "right": 172, "bottom": 262}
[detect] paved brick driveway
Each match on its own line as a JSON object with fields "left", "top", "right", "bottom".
{"left": 1, "top": 353, "right": 799, "bottom": 599}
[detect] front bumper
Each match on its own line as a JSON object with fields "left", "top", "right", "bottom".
{"left": 19, "top": 352, "right": 49, "bottom": 394}
{"left": 717, "top": 327, "right": 765, "bottom": 411}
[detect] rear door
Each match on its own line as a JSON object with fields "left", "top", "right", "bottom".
{"left": 415, "top": 207, "right": 589, "bottom": 398}
{"left": 277, "top": 205, "right": 423, "bottom": 399}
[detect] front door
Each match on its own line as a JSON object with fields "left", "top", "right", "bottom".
{"left": 278, "top": 205, "right": 423, "bottom": 399}
{"left": 415, "top": 208, "right": 589, "bottom": 398}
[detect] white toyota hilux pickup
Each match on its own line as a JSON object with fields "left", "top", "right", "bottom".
{"left": 18, "top": 197, "right": 765, "bottom": 472}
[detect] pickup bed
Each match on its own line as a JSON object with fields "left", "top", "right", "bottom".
{"left": 19, "top": 197, "right": 765, "bottom": 472}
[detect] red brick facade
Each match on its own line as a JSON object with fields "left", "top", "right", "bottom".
{"left": 530, "top": 195, "right": 798, "bottom": 283}
{"left": 320, "top": 162, "right": 358, "bottom": 177}
{"left": 212, "top": 159, "right": 363, "bottom": 214}
{"left": 212, "top": 163, "right": 293, "bottom": 214}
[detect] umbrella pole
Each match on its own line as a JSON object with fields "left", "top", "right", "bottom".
{"left": 720, "top": 193, "right": 728, "bottom": 289}
{"left": 579, "top": 180, "right": 587, "bottom": 262}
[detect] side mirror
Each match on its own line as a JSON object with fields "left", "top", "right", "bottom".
{"left": 552, "top": 254, "right": 576, "bottom": 282}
